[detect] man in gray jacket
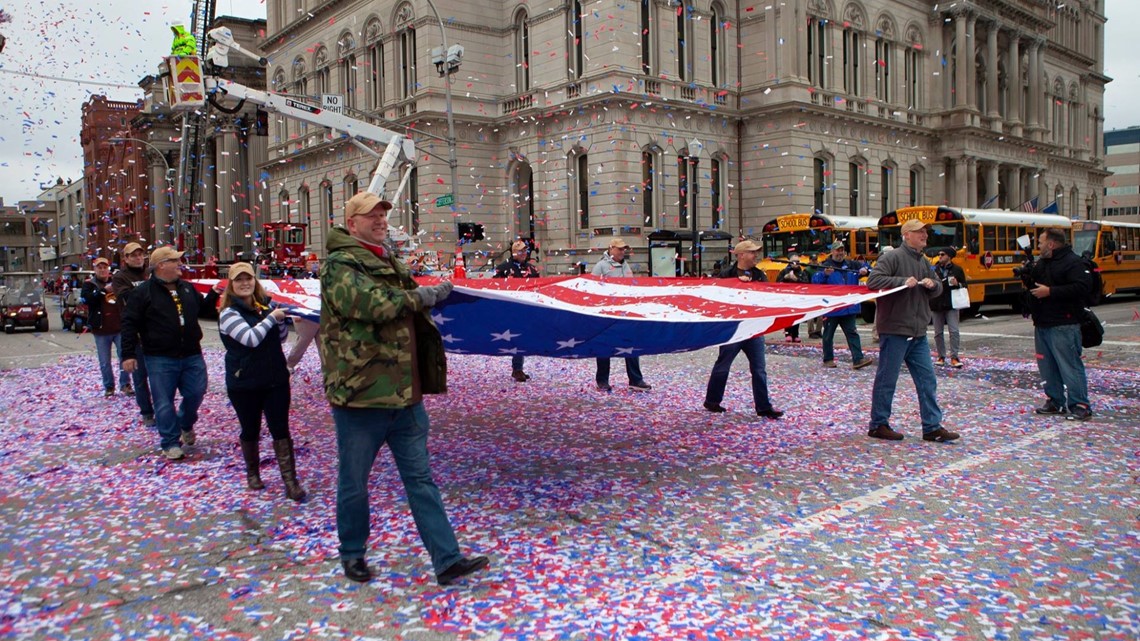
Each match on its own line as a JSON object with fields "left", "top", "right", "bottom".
{"left": 865, "top": 219, "right": 959, "bottom": 442}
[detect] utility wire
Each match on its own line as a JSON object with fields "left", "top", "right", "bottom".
{"left": 0, "top": 67, "right": 141, "bottom": 90}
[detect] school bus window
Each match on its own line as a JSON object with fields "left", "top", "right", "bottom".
{"left": 983, "top": 226, "right": 997, "bottom": 252}
{"left": 1103, "top": 233, "right": 1117, "bottom": 255}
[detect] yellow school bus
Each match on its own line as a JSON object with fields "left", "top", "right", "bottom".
{"left": 757, "top": 213, "right": 879, "bottom": 281}
{"left": 1071, "top": 219, "right": 1140, "bottom": 302}
{"left": 879, "top": 206, "right": 1071, "bottom": 309}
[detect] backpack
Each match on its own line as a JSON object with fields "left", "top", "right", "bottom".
{"left": 1079, "top": 308, "right": 1104, "bottom": 348}
{"left": 1081, "top": 256, "right": 1103, "bottom": 306}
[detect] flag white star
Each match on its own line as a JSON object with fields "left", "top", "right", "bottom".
{"left": 556, "top": 337, "right": 585, "bottom": 350}
{"left": 498, "top": 347, "right": 523, "bottom": 355}
{"left": 491, "top": 329, "right": 521, "bottom": 342}
{"left": 431, "top": 312, "right": 454, "bottom": 326}
{"left": 441, "top": 334, "right": 463, "bottom": 344}
{"left": 615, "top": 347, "right": 639, "bottom": 355}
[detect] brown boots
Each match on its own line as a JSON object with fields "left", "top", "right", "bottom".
{"left": 241, "top": 438, "right": 306, "bottom": 501}
{"left": 272, "top": 438, "right": 307, "bottom": 502}
{"left": 240, "top": 440, "right": 266, "bottom": 490}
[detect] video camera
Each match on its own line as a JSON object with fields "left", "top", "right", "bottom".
{"left": 1012, "top": 234, "right": 1036, "bottom": 290}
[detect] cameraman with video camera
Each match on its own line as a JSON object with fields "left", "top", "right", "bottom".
{"left": 1024, "top": 227, "right": 1094, "bottom": 421}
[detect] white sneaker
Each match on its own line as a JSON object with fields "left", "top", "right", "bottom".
{"left": 181, "top": 430, "right": 196, "bottom": 446}
{"left": 163, "top": 446, "right": 185, "bottom": 460}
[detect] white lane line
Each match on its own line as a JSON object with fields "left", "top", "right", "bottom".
{"left": 654, "top": 427, "right": 1063, "bottom": 584}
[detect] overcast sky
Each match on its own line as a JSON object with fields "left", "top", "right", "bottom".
{"left": 1, "top": 1, "right": 1138, "bottom": 204}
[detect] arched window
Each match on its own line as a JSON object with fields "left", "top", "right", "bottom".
{"left": 571, "top": 149, "right": 590, "bottom": 229}
{"left": 279, "top": 189, "right": 290, "bottom": 222}
{"left": 709, "top": 155, "right": 725, "bottom": 229}
{"left": 338, "top": 34, "right": 357, "bottom": 110}
{"left": 641, "top": 147, "right": 661, "bottom": 228}
{"left": 314, "top": 47, "right": 331, "bottom": 96}
{"left": 272, "top": 70, "right": 288, "bottom": 144}
{"left": 908, "top": 166, "right": 922, "bottom": 207}
{"left": 291, "top": 58, "right": 309, "bottom": 139}
{"left": 344, "top": 175, "right": 359, "bottom": 205}
{"left": 515, "top": 9, "right": 531, "bottom": 92}
{"left": 298, "top": 186, "right": 311, "bottom": 245}
{"left": 510, "top": 155, "right": 535, "bottom": 239}
{"left": 880, "top": 162, "right": 897, "bottom": 216}
{"left": 569, "top": 0, "right": 584, "bottom": 80}
{"left": 843, "top": 27, "right": 861, "bottom": 95}
{"left": 849, "top": 160, "right": 864, "bottom": 216}
{"left": 875, "top": 38, "right": 892, "bottom": 102}
{"left": 807, "top": 15, "right": 828, "bottom": 89}
{"left": 676, "top": 3, "right": 691, "bottom": 82}
{"left": 396, "top": 4, "right": 417, "bottom": 99}
{"left": 904, "top": 44, "right": 921, "bottom": 109}
{"left": 640, "top": 0, "right": 655, "bottom": 76}
{"left": 365, "top": 20, "right": 385, "bottom": 109}
{"left": 320, "top": 180, "right": 334, "bottom": 234}
{"left": 814, "top": 157, "right": 830, "bottom": 214}
{"left": 710, "top": 3, "right": 726, "bottom": 88}
{"left": 401, "top": 164, "right": 419, "bottom": 234}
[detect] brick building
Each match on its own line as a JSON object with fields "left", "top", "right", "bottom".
{"left": 79, "top": 96, "right": 149, "bottom": 259}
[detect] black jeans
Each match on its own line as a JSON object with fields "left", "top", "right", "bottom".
{"left": 228, "top": 384, "right": 292, "bottom": 442}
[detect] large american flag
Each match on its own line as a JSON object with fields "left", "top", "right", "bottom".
{"left": 194, "top": 276, "right": 899, "bottom": 359}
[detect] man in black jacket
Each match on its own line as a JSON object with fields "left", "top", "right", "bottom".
{"left": 121, "top": 246, "right": 222, "bottom": 460}
{"left": 1027, "top": 228, "right": 1094, "bottom": 421}
{"left": 113, "top": 242, "right": 155, "bottom": 426}
{"left": 81, "top": 257, "right": 131, "bottom": 397}
{"left": 493, "top": 240, "right": 541, "bottom": 381}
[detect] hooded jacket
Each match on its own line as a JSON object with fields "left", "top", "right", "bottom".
{"left": 318, "top": 226, "right": 446, "bottom": 408}
{"left": 1027, "top": 245, "right": 1092, "bottom": 328}
{"left": 170, "top": 25, "right": 197, "bottom": 56}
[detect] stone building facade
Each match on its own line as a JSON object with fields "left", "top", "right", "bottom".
{"left": 259, "top": 0, "right": 1108, "bottom": 274}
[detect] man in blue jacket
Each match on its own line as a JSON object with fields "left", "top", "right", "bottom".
{"left": 811, "top": 242, "right": 874, "bottom": 370}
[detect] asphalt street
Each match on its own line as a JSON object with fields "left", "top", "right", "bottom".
{"left": 0, "top": 294, "right": 1137, "bottom": 640}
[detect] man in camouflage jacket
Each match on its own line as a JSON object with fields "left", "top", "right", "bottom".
{"left": 320, "top": 191, "right": 489, "bottom": 586}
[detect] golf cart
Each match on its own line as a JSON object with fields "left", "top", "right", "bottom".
{"left": 1, "top": 272, "right": 49, "bottom": 333}
{"left": 59, "top": 270, "right": 95, "bottom": 332}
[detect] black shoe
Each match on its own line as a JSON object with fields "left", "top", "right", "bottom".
{"left": 341, "top": 558, "right": 372, "bottom": 583}
{"left": 597, "top": 383, "right": 613, "bottom": 393}
{"left": 629, "top": 381, "right": 652, "bottom": 391}
{"left": 511, "top": 369, "right": 530, "bottom": 383}
{"left": 1034, "top": 401, "right": 1066, "bottom": 415}
{"left": 437, "top": 555, "right": 490, "bottom": 586}
{"left": 922, "top": 427, "right": 960, "bottom": 442}
{"left": 703, "top": 402, "right": 727, "bottom": 413}
{"left": 757, "top": 408, "right": 784, "bottom": 420}
{"left": 868, "top": 425, "right": 904, "bottom": 441}
{"left": 1065, "top": 405, "right": 1093, "bottom": 421}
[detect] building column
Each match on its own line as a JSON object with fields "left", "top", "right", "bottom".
{"left": 987, "top": 23, "right": 1000, "bottom": 120}
{"left": 955, "top": 15, "right": 968, "bottom": 108}
{"left": 148, "top": 162, "right": 171, "bottom": 245}
{"left": 966, "top": 15, "right": 978, "bottom": 110}
{"left": 985, "top": 163, "right": 999, "bottom": 205}
{"left": 216, "top": 120, "right": 241, "bottom": 261}
{"left": 1008, "top": 34, "right": 1022, "bottom": 131}
{"left": 1028, "top": 41, "right": 1041, "bottom": 129}
{"left": 955, "top": 157, "right": 970, "bottom": 206}
{"left": 1008, "top": 167, "right": 1022, "bottom": 209}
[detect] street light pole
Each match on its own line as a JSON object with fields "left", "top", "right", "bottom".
{"left": 424, "top": 0, "right": 459, "bottom": 212}
{"left": 109, "top": 137, "right": 177, "bottom": 246}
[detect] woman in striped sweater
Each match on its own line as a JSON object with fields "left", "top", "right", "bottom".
{"left": 218, "top": 262, "right": 306, "bottom": 501}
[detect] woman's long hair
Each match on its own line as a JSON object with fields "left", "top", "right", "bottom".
{"left": 220, "top": 275, "right": 271, "bottom": 312}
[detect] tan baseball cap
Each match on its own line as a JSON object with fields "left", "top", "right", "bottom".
{"left": 227, "top": 262, "right": 256, "bottom": 280}
{"left": 93, "top": 257, "right": 111, "bottom": 267}
{"left": 734, "top": 239, "right": 762, "bottom": 253}
{"left": 511, "top": 240, "right": 529, "bottom": 252}
{"left": 345, "top": 192, "right": 394, "bottom": 218}
{"left": 608, "top": 238, "right": 631, "bottom": 249}
{"left": 150, "top": 246, "right": 184, "bottom": 264}
{"left": 123, "top": 242, "right": 144, "bottom": 255}
{"left": 901, "top": 219, "right": 930, "bottom": 233}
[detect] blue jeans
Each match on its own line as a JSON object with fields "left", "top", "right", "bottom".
{"left": 704, "top": 336, "right": 774, "bottom": 412}
{"left": 144, "top": 354, "right": 208, "bottom": 450}
{"left": 333, "top": 403, "right": 461, "bottom": 574}
{"left": 869, "top": 335, "right": 943, "bottom": 433}
{"left": 132, "top": 349, "right": 154, "bottom": 419}
{"left": 93, "top": 333, "right": 129, "bottom": 391}
{"left": 821, "top": 315, "right": 864, "bottom": 364}
{"left": 511, "top": 355, "right": 525, "bottom": 371}
{"left": 1034, "top": 324, "right": 1090, "bottom": 410}
{"left": 596, "top": 357, "right": 645, "bottom": 386}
